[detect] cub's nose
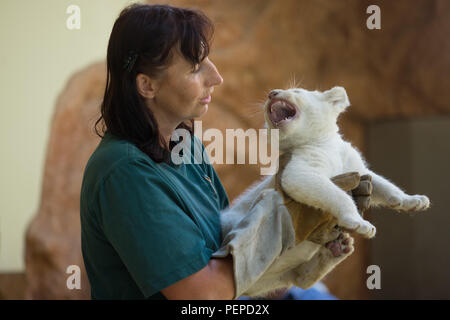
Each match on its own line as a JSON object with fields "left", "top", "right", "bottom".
{"left": 268, "top": 90, "right": 281, "bottom": 99}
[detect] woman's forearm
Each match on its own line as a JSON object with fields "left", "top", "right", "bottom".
{"left": 161, "top": 255, "right": 235, "bottom": 299}
{"left": 207, "top": 255, "right": 235, "bottom": 299}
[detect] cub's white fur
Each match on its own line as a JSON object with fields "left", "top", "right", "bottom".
{"left": 265, "top": 86, "right": 430, "bottom": 238}
{"left": 222, "top": 86, "right": 430, "bottom": 297}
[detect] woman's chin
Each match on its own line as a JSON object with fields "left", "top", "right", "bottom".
{"left": 195, "top": 104, "right": 208, "bottom": 118}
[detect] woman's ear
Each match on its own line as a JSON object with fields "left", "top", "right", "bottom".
{"left": 136, "top": 73, "right": 159, "bottom": 99}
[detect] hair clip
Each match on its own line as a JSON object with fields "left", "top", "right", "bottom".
{"left": 123, "top": 50, "right": 139, "bottom": 72}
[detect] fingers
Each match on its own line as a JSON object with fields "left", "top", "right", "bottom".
{"left": 352, "top": 180, "right": 372, "bottom": 196}
{"left": 352, "top": 175, "right": 373, "bottom": 216}
{"left": 331, "top": 172, "right": 360, "bottom": 191}
{"left": 355, "top": 196, "right": 371, "bottom": 215}
{"left": 360, "top": 174, "right": 372, "bottom": 182}
{"left": 331, "top": 173, "right": 372, "bottom": 216}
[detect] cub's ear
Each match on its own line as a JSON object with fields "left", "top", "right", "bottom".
{"left": 324, "top": 86, "right": 350, "bottom": 110}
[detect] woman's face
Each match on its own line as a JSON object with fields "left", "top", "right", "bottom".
{"left": 147, "top": 50, "right": 223, "bottom": 128}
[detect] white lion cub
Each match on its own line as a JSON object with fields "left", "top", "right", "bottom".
{"left": 265, "top": 86, "right": 430, "bottom": 238}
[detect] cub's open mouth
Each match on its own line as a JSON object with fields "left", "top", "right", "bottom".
{"left": 267, "top": 98, "right": 298, "bottom": 126}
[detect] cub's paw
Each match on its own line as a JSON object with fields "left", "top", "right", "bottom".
{"left": 338, "top": 217, "right": 376, "bottom": 239}
{"left": 388, "top": 194, "right": 430, "bottom": 212}
{"left": 325, "top": 233, "right": 354, "bottom": 258}
{"left": 294, "top": 234, "right": 355, "bottom": 289}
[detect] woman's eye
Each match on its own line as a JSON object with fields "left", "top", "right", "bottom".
{"left": 192, "top": 64, "right": 201, "bottom": 73}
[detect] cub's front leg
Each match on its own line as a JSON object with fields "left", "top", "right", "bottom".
{"left": 281, "top": 165, "right": 376, "bottom": 238}
{"left": 368, "top": 170, "right": 430, "bottom": 211}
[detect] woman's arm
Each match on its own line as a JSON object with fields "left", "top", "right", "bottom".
{"left": 160, "top": 255, "right": 235, "bottom": 300}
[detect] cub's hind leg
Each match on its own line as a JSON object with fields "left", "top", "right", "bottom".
{"left": 293, "top": 233, "right": 354, "bottom": 289}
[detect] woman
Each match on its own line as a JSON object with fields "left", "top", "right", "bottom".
{"left": 80, "top": 3, "right": 234, "bottom": 299}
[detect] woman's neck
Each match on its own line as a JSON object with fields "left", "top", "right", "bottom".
{"left": 147, "top": 103, "right": 182, "bottom": 148}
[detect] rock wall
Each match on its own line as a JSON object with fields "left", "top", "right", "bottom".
{"left": 23, "top": 0, "right": 450, "bottom": 299}
{"left": 25, "top": 63, "right": 106, "bottom": 299}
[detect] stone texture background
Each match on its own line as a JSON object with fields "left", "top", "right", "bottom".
{"left": 3, "top": 0, "right": 447, "bottom": 299}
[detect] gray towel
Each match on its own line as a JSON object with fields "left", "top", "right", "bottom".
{"left": 212, "top": 171, "right": 369, "bottom": 298}
{"left": 212, "top": 176, "right": 319, "bottom": 298}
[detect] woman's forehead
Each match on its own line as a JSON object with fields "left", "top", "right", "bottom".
{"left": 167, "top": 50, "right": 195, "bottom": 72}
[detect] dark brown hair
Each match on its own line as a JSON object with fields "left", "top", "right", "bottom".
{"left": 94, "top": 3, "right": 213, "bottom": 163}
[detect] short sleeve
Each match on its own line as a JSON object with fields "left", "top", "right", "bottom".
{"left": 97, "top": 158, "right": 213, "bottom": 298}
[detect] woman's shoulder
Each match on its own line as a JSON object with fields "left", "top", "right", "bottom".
{"left": 97, "top": 131, "right": 148, "bottom": 161}
{"left": 82, "top": 133, "right": 158, "bottom": 192}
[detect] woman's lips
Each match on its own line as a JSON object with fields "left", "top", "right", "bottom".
{"left": 200, "top": 95, "right": 211, "bottom": 104}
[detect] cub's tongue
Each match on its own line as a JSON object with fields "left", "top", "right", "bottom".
{"left": 269, "top": 100, "right": 296, "bottom": 125}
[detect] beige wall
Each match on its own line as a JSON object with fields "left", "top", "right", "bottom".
{"left": 0, "top": 0, "right": 138, "bottom": 272}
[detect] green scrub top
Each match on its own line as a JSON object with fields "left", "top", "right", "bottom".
{"left": 80, "top": 131, "right": 229, "bottom": 299}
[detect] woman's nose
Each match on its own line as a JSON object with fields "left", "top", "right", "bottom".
{"left": 213, "top": 71, "right": 223, "bottom": 86}
{"left": 207, "top": 60, "right": 223, "bottom": 87}
{"left": 268, "top": 90, "right": 281, "bottom": 99}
